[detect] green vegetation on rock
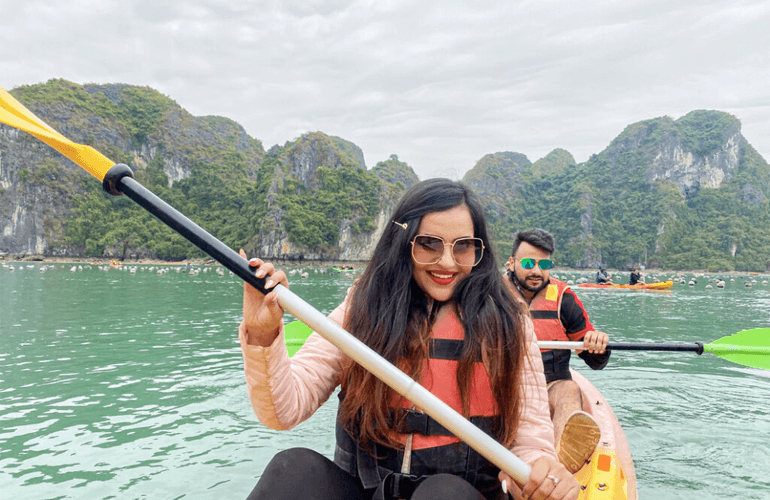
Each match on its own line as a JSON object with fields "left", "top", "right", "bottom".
{"left": 4, "top": 80, "right": 770, "bottom": 271}
{"left": 472, "top": 111, "right": 770, "bottom": 272}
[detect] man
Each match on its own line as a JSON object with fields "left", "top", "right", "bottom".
{"left": 505, "top": 228, "right": 610, "bottom": 473}
{"left": 629, "top": 269, "right": 644, "bottom": 286}
{"left": 595, "top": 266, "right": 612, "bottom": 284}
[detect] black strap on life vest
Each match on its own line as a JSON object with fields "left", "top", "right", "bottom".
{"left": 428, "top": 338, "right": 482, "bottom": 362}
{"left": 540, "top": 348, "right": 572, "bottom": 384}
{"left": 373, "top": 472, "right": 425, "bottom": 500}
{"left": 335, "top": 419, "right": 502, "bottom": 497}
{"left": 530, "top": 310, "right": 559, "bottom": 320}
{"left": 390, "top": 408, "right": 501, "bottom": 437}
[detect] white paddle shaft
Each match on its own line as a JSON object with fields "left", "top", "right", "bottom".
{"left": 538, "top": 341, "right": 584, "bottom": 350}
{"left": 275, "top": 285, "right": 532, "bottom": 484}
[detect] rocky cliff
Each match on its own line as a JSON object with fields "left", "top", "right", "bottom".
{"left": 1, "top": 80, "right": 267, "bottom": 257}
{"left": 243, "top": 133, "right": 416, "bottom": 261}
{"left": 0, "top": 80, "right": 417, "bottom": 261}
{"left": 462, "top": 110, "right": 770, "bottom": 270}
{"left": 2, "top": 80, "right": 768, "bottom": 270}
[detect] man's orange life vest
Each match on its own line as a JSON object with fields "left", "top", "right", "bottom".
{"left": 506, "top": 275, "right": 575, "bottom": 383}
{"left": 528, "top": 279, "right": 570, "bottom": 346}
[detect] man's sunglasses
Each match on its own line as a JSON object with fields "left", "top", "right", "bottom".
{"left": 519, "top": 258, "right": 554, "bottom": 270}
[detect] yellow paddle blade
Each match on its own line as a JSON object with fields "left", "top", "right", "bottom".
{"left": 0, "top": 85, "right": 114, "bottom": 181}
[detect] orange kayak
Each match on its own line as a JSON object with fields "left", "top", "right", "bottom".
{"left": 578, "top": 280, "right": 673, "bottom": 290}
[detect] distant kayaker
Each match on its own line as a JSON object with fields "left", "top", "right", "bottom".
{"left": 629, "top": 269, "right": 644, "bottom": 286}
{"left": 505, "top": 228, "right": 610, "bottom": 474}
{"left": 595, "top": 267, "right": 612, "bottom": 284}
{"left": 239, "top": 180, "right": 580, "bottom": 500}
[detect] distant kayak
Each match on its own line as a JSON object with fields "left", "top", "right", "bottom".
{"left": 578, "top": 280, "right": 673, "bottom": 290}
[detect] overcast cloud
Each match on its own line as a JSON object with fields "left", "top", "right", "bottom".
{"left": 2, "top": 0, "right": 768, "bottom": 180}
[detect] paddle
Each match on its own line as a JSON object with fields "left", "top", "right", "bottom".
{"left": 0, "top": 86, "right": 532, "bottom": 484}
{"left": 537, "top": 328, "right": 770, "bottom": 370}
{"left": 284, "top": 322, "right": 770, "bottom": 370}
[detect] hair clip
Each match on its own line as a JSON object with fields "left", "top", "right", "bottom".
{"left": 392, "top": 221, "right": 408, "bottom": 230}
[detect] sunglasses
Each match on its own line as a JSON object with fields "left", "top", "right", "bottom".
{"left": 411, "top": 235, "right": 485, "bottom": 267}
{"left": 519, "top": 258, "right": 554, "bottom": 270}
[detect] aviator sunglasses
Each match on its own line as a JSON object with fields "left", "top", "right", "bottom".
{"left": 519, "top": 258, "right": 554, "bottom": 270}
{"left": 411, "top": 235, "right": 485, "bottom": 267}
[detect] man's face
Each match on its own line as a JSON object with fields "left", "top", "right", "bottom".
{"left": 508, "top": 241, "right": 551, "bottom": 294}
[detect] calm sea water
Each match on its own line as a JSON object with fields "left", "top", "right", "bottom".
{"left": 1, "top": 263, "right": 769, "bottom": 499}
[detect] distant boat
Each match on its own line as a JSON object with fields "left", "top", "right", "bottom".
{"left": 577, "top": 280, "right": 674, "bottom": 291}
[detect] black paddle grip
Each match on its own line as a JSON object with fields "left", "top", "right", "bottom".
{"left": 101, "top": 163, "right": 272, "bottom": 295}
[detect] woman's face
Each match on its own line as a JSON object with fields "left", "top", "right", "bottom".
{"left": 411, "top": 204, "right": 476, "bottom": 302}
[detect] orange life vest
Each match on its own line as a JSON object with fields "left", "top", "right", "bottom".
{"left": 334, "top": 311, "right": 501, "bottom": 494}
{"left": 506, "top": 276, "right": 576, "bottom": 383}
{"left": 528, "top": 279, "right": 570, "bottom": 346}
{"left": 392, "top": 311, "right": 496, "bottom": 450}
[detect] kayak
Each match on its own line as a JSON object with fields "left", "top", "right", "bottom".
{"left": 578, "top": 280, "right": 673, "bottom": 290}
{"left": 284, "top": 322, "right": 637, "bottom": 499}
{"left": 572, "top": 369, "right": 637, "bottom": 499}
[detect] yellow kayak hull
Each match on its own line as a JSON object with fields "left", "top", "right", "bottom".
{"left": 572, "top": 370, "right": 637, "bottom": 500}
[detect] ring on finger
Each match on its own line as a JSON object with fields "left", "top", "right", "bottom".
{"left": 547, "top": 474, "right": 559, "bottom": 486}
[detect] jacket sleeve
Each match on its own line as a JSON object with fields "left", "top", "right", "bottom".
{"left": 238, "top": 291, "right": 351, "bottom": 430}
{"left": 578, "top": 349, "right": 611, "bottom": 370}
{"left": 511, "top": 317, "right": 559, "bottom": 464}
{"left": 560, "top": 288, "right": 595, "bottom": 341}
{"left": 561, "top": 288, "right": 612, "bottom": 369}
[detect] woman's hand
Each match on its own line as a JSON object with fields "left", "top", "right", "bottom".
{"left": 499, "top": 456, "right": 581, "bottom": 500}
{"left": 240, "top": 250, "right": 289, "bottom": 346}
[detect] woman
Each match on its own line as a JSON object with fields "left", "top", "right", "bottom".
{"left": 238, "top": 179, "right": 580, "bottom": 500}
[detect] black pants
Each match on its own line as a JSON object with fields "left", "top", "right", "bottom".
{"left": 246, "top": 447, "right": 486, "bottom": 500}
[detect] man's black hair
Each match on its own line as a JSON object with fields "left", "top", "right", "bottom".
{"left": 511, "top": 228, "right": 555, "bottom": 256}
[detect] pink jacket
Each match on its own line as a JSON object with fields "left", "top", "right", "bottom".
{"left": 239, "top": 290, "right": 558, "bottom": 466}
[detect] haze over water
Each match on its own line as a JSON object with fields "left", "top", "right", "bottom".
{"left": 1, "top": 263, "right": 768, "bottom": 499}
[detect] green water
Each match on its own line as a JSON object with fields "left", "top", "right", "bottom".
{"left": 1, "top": 263, "right": 769, "bottom": 499}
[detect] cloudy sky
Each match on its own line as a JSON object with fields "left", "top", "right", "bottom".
{"left": 2, "top": 0, "right": 768, "bottom": 180}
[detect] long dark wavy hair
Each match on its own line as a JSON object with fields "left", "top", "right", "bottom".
{"left": 340, "top": 178, "right": 529, "bottom": 449}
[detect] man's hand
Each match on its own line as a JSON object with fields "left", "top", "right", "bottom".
{"left": 576, "top": 330, "right": 608, "bottom": 354}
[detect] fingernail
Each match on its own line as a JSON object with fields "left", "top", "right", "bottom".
{"left": 249, "top": 258, "right": 258, "bottom": 266}
{"left": 256, "top": 269, "right": 265, "bottom": 278}
{"left": 265, "top": 279, "right": 274, "bottom": 288}
{"left": 501, "top": 480, "right": 507, "bottom": 494}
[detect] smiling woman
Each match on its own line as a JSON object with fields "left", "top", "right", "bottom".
{"left": 238, "top": 179, "right": 582, "bottom": 500}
